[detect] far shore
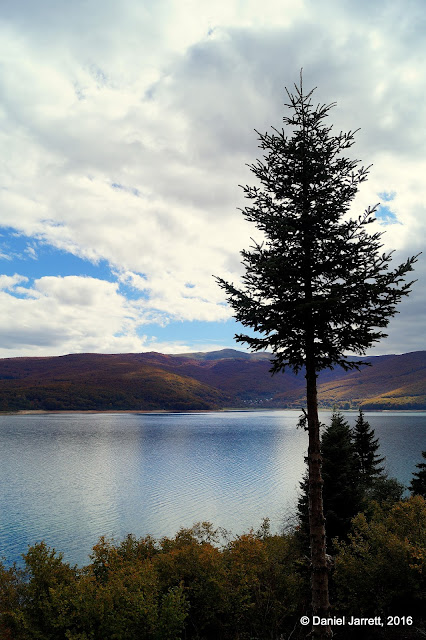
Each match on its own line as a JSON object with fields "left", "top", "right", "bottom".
{"left": 2, "top": 407, "right": 426, "bottom": 415}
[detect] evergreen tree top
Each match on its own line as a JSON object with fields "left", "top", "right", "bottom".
{"left": 353, "top": 409, "right": 385, "bottom": 483}
{"left": 321, "top": 411, "right": 354, "bottom": 453}
{"left": 410, "top": 450, "right": 426, "bottom": 498}
{"left": 216, "top": 75, "right": 419, "bottom": 375}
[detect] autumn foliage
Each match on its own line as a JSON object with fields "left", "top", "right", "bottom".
{"left": 1, "top": 499, "right": 426, "bottom": 640}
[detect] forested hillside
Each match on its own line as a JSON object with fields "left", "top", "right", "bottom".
{"left": 1, "top": 349, "right": 426, "bottom": 411}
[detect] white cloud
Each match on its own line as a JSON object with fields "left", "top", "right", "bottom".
{"left": 0, "top": 274, "right": 235, "bottom": 357}
{"left": 0, "top": 0, "right": 425, "bottom": 355}
{"left": 0, "top": 274, "right": 28, "bottom": 290}
{"left": 0, "top": 275, "right": 139, "bottom": 356}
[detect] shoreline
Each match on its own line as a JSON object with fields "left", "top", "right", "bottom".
{"left": 3, "top": 408, "right": 426, "bottom": 415}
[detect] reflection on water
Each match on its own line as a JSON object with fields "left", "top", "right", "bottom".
{"left": 0, "top": 411, "right": 425, "bottom": 566}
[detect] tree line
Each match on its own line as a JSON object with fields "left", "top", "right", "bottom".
{"left": 297, "top": 410, "right": 404, "bottom": 551}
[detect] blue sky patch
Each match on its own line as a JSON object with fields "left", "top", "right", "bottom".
{"left": 376, "top": 205, "right": 400, "bottom": 226}
{"left": 0, "top": 229, "right": 115, "bottom": 282}
{"left": 117, "top": 279, "right": 150, "bottom": 301}
{"left": 378, "top": 191, "right": 396, "bottom": 202}
{"left": 137, "top": 318, "right": 245, "bottom": 347}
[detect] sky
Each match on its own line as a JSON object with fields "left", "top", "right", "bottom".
{"left": 0, "top": 0, "right": 425, "bottom": 359}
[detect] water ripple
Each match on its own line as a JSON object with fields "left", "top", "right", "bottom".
{"left": 0, "top": 411, "right": 424, "bottom": 566}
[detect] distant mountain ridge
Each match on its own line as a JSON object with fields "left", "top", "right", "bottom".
{"left": 1, "top": 349, "right": 426, "bottom": 411}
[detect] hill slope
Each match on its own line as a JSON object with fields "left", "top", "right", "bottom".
{"left": 1, "top": 350, "right": 426, "bottom": 411}
{"left": 317, "top": 351, "right": 426, "bottom": 410}
{"left": 0, "top": 353, "right": 230, "bottom": 411}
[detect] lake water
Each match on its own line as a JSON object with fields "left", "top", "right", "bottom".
{"left": 1, "top": 410, "right": 425, "bottom": 567}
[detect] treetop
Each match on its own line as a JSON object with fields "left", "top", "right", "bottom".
{"left": 216, "top": 75, "right": 419, "bottom": 374}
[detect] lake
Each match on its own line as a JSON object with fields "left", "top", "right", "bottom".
{"left": 1, "top": 410, "right": 425, "bottom": 567}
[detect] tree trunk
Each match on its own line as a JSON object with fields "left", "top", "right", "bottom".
{"left": 306, "top": 357, "right": 331, "bottom": 639}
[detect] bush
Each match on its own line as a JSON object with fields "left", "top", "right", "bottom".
{"left": 2, "top": 506, "right": 425, "bottom": 640}
{"left": 0, "top": 524, "right": 306, "bottom": 640}
{"left": 334, "top": 496, "right": 426, "bottom": 619}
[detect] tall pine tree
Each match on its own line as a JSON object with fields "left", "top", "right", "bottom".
{"left": 297, "top": 412, "right": 363, "bottom": 552}
{"left": 322, "top": 411, "right": 362, "bottom": 545}
{"left": 216, "top": 73, "right": 418, "bottom": 637}
{"left": 353, "top": 409, "right": 385, "bottom": 488}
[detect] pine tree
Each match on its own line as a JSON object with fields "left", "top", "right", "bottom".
{"left": 297, "top": 412, "right": 363, "bottom": 552}
{"left": 353, "top": 409, "right": 385, "bottom": 488}
{"left": 321, "top": 411, "right": 362, "bottom": 545}
{"left": 216, "top": 73, "right": 418, "bottom": 636}
{"left": 410, "top": 451, "right": 426, "bottom": 498}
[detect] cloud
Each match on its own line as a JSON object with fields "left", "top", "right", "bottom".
{"left": 0, "top": 273, "right": 235, "bottom": 357}
{"left": 0, "top": 274, "right": 29, "bottom": 290}
{"left": 0, "top": 0, "right": 425, "bottom": 355}
{"left": 0, "top": 275, "right": 139, "bottom": 356}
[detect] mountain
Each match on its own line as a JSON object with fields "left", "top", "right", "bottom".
{"left": 0, "top": 353, "right": 229, "bottom": 411}
{"left": 316, "top": 351, "right": 426, "bottom": 410}
{"left": 1, "top": 349, "right": 426, "bottom": 411}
